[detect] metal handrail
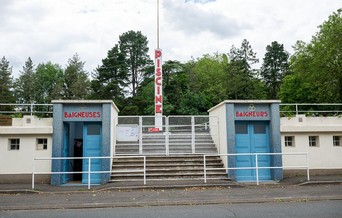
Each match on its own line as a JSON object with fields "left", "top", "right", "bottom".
{"left": 32, "top": 156, "right": 146, "bottom": 190}
{"left": 0, "top": 103, "right": 53, "bottom": 116}
{"left": 1, "top": 103, "right": 342, "bottom": 116}
{"left": 115, "top": 115, "right": 219, "bottom": 155}
{"left": 280, "top": 103, "right": 342, "bottom": 116}
{"left": 204, "top": 152, "right": 310, "bottom": 185}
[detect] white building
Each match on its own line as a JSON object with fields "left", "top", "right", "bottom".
{"left": 0, "top": 115, "right": 53, "bottom": 183}
{"left": 281, "top": 115, "right": 342, "bottom": 176}
{"left": 1, "top": 101, "right": 342, "bottom": 184}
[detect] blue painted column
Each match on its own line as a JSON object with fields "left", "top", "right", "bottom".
{"left": 270, "top": 103, "right": 283, "bottom": 181}
{"left": 51, "top": 103, "right": 63, "bottom": 186}
{"left": 101, "top": 103, "right": 111, "bottom": 184}
{"left": 226, "top": 103, "right": 236, "bottom": 180}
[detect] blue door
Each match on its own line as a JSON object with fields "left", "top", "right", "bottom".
{"left": 82, "top": 123, "right": 102, "bottom": 184}
{"left": 235, "top": 121, "right": 271, "bottom": 181}
{"left": 62, "top": 123, "right": 70, "bottom": 184}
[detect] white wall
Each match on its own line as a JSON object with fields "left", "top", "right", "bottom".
{"left": 0, "top": 116, "right": 52, "bottom": 176}
{"left": 281, "top": 116, "right": 342, "bottom": 169}
{"left": 208, "top": 102, "right": 228, "bottom": 168}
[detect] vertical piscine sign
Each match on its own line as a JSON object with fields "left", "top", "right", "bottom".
{"left": 155, "top": 49, "right": 163, "bottom": 130}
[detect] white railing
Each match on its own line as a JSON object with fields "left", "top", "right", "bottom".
{"left": 115, "top": 115, "right": 219, "bottom": 155}
{"left": 32, "top": 156, "right": 146, "bottom": 190}
{"left": 203, "top": 152, "right": 310, "bottom": 185}
{"left": 0, "top": 103, "right": 53, "bottom": 116}
{"left": 31, "top": 153, "right": 310, "bottom": 189}
{"left": 280, "top": 103, "right": 342, "bottom": 116}
{"left": 1, "top": 103, "right": 341, "bottom": 117}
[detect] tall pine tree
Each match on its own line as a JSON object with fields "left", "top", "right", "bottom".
{"left": 261, "top": 41, "right": 290, "bottom": 99}
{"left": 14, "top": 57, "right": 36, "bottom": 103}
{"left": 0, "top": 56, "right": 14, "bottom": 104}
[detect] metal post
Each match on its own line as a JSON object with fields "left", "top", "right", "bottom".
{"left": 157, "top": 0, "right": 160, "bottom": 49}
{"left": 295, "top": 104, "right": 298, "bottom": 116}
{"left": 32, "top": 159, "right": 35, "bottom": 190}
{"left": 139, "top": 117, "right": 143, "bottom": 155}
{"left": 216, "top": 117, "right": 220, "bottom": 154}
{"left": 143, "top": 156, "right": 147, "bottom": 185}
{"left": 165, "top": 117, "right": 169, "bottom": 155}
{"left": 191, "top": 116, "right": 195, "bottom": 154}
{"left": 203, "top": 155, "right": 207, "bottom": 183}
{"left": 30, "top": 103, "right": 33, "bottom": 116}
{"left": 88, "top": 158, "right": 91, "bottom": 190}
{"left": 255, "top": 154, "right": 259, "bottom": 185}
{"left": 306, "top": 153, "right": 310, "bottom": 181}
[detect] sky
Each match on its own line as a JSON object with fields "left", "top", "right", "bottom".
{"left": 1, "top": 0, "right": 341, "bottom": 78}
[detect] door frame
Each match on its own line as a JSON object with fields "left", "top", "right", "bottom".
{"left": 235, "top": 121, "right": 271, "bottom": 181}
{"left": 82, "top": 122, "right": 103, "bottom": 184}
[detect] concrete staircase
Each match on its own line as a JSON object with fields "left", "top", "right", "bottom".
{"left": 110, "top": 155, "right": 227, "bottom": 182}
{"left": 111, "top": 132, "right": 228, "bottom": 182}
{"left": 115, "top": 132, "right": 218, "bottom": 155}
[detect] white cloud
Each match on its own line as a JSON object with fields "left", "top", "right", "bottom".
{"left": 0, "top": 0, "right": 340, "bottom": 77}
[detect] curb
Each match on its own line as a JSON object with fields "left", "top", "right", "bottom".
{"left": 1, "top": 195, "right": 342, "bottom": 211}
{"left": 298, "top": 180, "right": 342, "bottom": 186}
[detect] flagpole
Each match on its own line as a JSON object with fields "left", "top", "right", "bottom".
{"left": 157, "top": 0, "right": 160, "bottom": 49}
{"left": 154, "top": 0, "right": 163, "bottom": 131}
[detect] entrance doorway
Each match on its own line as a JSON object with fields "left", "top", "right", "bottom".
{"left": 62, "top": 122, "right": 102, "bottom": 184}
{"left": 235, "top": 121, "right": 271, "bottom": 181}
{"left": 82, "top": 122, "right": 102, "bottom": 184}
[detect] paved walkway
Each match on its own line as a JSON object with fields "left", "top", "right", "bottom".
{"left": 1, "top": 176, "right": 342, "bottom": 210}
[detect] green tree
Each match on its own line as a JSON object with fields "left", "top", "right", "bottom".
{"left": 187, "top": 54, "right": 228, "bottom": 105}
{"left": 261, "top": 41, "right": 290, "bottom": 99}
{"left": 0, "top": 56, "right": 14, "bottom": 104}
{"left": 229, "top": 39, "right": 259, "bottom": 75}
{"left": 64, "top": 54, "right": 90, "bottom": 99}
{"left": 90, "top": 44, "right": 128, "bottom": 109}
{"left": 34, "top": 62, "right": 64, "bottom": 103}
{"left": 119, "top": 30, "right": 153, "bottom": 97}
{"left": 309, "top": 9, "right": 342, "bottom": 102}
{"left": 227, "top": 40, "right": 266, "bottom": 99}
{"left": 14, "top": 57, "right": 37, "bottom": 103}
{"left": 177, "top": 90, "right": 212, "bottom": 115}
{"left": 282, "top": 9, "right": 342, "bottom": 103}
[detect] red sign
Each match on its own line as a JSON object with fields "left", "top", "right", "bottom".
{"left": 155, "top": 49, "right": 163, "bottom": 114}
{"left": 235, "top": 111, "right": 268, "bottom": 117}
{"left": 148, "top": 127, "right": 160, "bottom": 133}
{"left": 64, "top": 111, "right": 101, "bottom": 118}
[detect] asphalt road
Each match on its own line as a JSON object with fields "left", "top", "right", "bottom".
{"left": 1, "top": 201, "right": 342, "bottom": 218}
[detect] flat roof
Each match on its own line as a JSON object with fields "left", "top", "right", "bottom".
{"left": 208, "top": 100, "right": 281, "bottom": 112}
{"left": 51, "top": 100, "right": 119, "bottom": 112}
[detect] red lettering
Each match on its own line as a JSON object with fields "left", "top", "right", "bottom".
{"left": 156, "top": 95, "right": 162, "bottom": 103}
{"left": 155, "top": 104, "right": 162, "bottom": 113}
{"left": 156, "top": 68, "right": 161, "bottom": 76}
{"left": 157, "top": 85, "right": 161, "bottom": 95}
{"left": 155, "top": 50, "right": 162, "bottom": 58}
{"left": 236, "top": 111, "right": 269, "bottom": 117}
{"left": 156, "top": 77, "right": 162, "bottom": 85}
{"left": 63, "top": 111, "right": 101, "bottom": 119}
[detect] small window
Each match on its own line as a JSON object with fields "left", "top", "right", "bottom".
{"left": 333, "top": 136, "right": 342, "bottom": 147}
{"left": 236, "top": 123, "right": 248, "bottom": 134}
{"left": 37, "top": 138, "right": 48, "bottom": 150}
{"left": 285, "top": 136, "right": 295, "bottom": 147}
{"left": 254, "top": 123, "right": 266, "bottom": 134}
{"left": 87, "top": 124, "right": 101, "bottom": 135}
{"left": 9, "top": 138, "right": 20, "bottom": 150}
{"left": 309, "top": 136, "right": 319, "bottom": 147}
